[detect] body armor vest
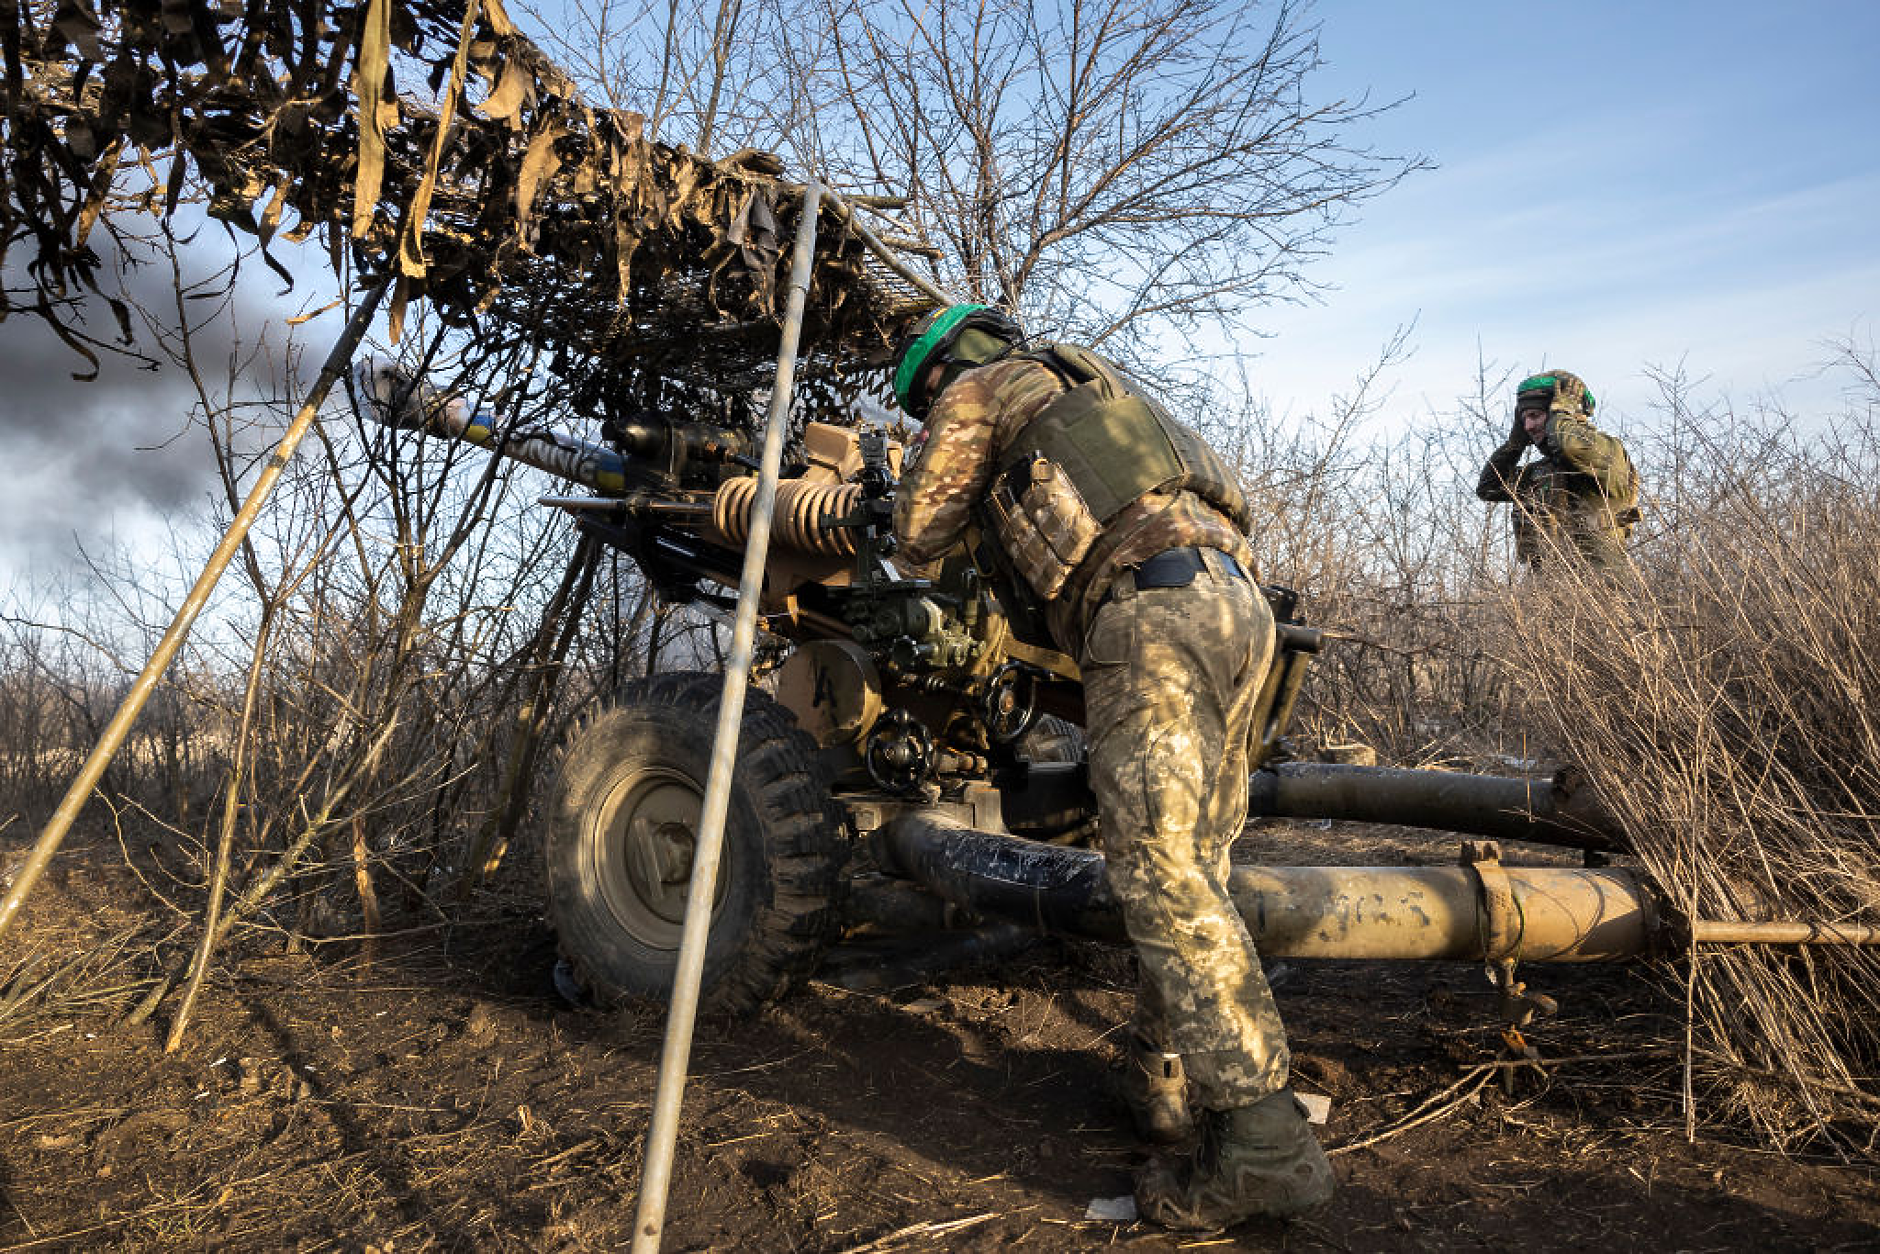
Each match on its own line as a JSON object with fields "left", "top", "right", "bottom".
{"left": 978, "top": 343, "right": 1251, "bottom": 603}
{"left": 1516, "top": 455, "right": 1641, "bottom": 568}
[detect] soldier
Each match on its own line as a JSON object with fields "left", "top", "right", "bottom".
{"left": 1476, "top": 370, "right": 1640, "bottom": 571}
{"left": 889, "top": 304, "right": 1333, "bottom": 1229}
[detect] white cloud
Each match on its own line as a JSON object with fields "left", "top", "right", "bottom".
{"left": 1235, "top": 112, "right": 1877, "bottom": 432}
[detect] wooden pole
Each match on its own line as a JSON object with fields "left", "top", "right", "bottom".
{"left": 0, "top": 277, "right": 392, "bottom": 945}
{"left": 627, "top": 182, "right": 822, "bottom": 1254}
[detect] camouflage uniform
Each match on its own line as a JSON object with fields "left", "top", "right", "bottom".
{"left": 894, "top": 355, "right": 1292, "bottom": 1112}
{"left": 1477, "top": 396, "right": 1639, "bottom": 570}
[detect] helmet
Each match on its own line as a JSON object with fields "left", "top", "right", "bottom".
{"left": 891, "top": 303, "right": 1023, "bottom": 416}
{"left": 1515, "top": 370, "right": 1596, "bottom": 416}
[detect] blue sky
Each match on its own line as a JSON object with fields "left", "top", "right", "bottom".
{"left": 1239, "top": 1, "right": 1879, "bottom": 427}
{"left": 2, "top": 0, "right": 1875, "bottom": 581}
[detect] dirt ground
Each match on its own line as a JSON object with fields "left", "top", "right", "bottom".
{"left": 3, "top": 818, "right": 1877, "bottom": 1252}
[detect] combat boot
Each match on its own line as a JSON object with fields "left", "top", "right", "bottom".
{"left": 1135, "top": 1088, "right": 1334, "bottom": 1229}
{"left": 1115, "top": 1033, "right": 1192, "bottom": 1144}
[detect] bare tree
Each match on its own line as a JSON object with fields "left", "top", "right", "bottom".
{"left": 521, "top": 0, "right": 768, "bottom": 150}
{"left": 786, "top": 0, "right": 1413, "bottom": 355}
{"left": 525, "top": 0, "right": 1419, "bottom": 369}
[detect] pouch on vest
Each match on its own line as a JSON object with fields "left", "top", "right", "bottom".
{"left": 1011, "top": 344, "right": 1252, "bottom": 533}
{"left": 983, "top": 452, "right": 1103, "bottom": 601}
{"left": 977, "top": 344, "right": 1252, "bottom": 606}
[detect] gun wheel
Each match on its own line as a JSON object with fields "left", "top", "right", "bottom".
{"left": 546, "top": 672, "right": 849, "bottom": 1016}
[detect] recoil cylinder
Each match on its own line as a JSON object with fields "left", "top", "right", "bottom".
{"left": 712, "top": 478, "right": 863, "bottom": 556}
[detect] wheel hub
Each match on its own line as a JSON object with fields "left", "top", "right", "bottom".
{"left": 595, "top": 768, "right": 727, "bottom": 944}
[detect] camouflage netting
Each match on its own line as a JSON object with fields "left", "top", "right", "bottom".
{"left": 1, "top": 0, "right": 939, "bottom": 420}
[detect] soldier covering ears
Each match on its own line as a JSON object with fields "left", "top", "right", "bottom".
{"left": 1477, "top": 370, "right": 1640, "bottom": 571}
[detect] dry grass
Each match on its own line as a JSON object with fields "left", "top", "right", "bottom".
{"left": 8, "top": 342, "right": 1880, "bottom": 1161}
{"left": 0, "top": 926, "right": 154, "bottom": 1041}
{"left": 1497, "top": 408, "right": 1880, "bottom": 1161}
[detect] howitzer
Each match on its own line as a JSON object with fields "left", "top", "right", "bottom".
{"left": 359, "top": 365, "right": 1859, "bottom": 1022}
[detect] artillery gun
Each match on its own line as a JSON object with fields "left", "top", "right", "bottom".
{"left": 358, "top": 366, "right": 1729, "bottom": 1025}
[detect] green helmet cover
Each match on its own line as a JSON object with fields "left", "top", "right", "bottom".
{"left": 1516, "top": 372, "right": 1597, "bottom": 414}
{"left": 893, "top": 304, "right": 989, "bottom": 412}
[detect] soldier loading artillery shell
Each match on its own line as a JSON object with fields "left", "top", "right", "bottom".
{"left": 890, "top": 304, "right": 1335, "bottom": 1229}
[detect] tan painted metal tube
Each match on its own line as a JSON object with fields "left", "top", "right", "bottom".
{"left": 874, "top": 813, "right": 1659, "bottom": 962}
{"left": 1691, "top": 919, "right": 1880, "bottom": 945}
{"left": 1227, "top": 864, "right": 1656, "bottom": 962}
{"left": 877, "top": 815, "right": 1880, "bottom": 960}
{"left": 1247, "top": 763, "right": 1626, "bottom": 852}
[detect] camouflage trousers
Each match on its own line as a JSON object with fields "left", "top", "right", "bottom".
{"left": 1078, "top": 554, "right": 1287, "bottom": 1111}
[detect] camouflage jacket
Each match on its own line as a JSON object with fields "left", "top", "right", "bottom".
{"left": 1476, "top": 407, "right": 1639, "bottom": 569}
{"left": 893, "top": 356, "right": 1252, "bottom": 653}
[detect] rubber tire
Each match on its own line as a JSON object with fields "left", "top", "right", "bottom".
{"left": 546, "top": 672, "right": 848, "bottom": 1016}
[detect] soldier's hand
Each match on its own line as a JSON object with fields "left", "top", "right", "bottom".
{"left": 1551, "top": 373, "right": 1586, "bottom": 414}
{"left": 1502, "top": 412, "right": 1528, "bottom": 450}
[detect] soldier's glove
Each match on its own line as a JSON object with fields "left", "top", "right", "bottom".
{"left": 1551, "top": 373, "right": 1587, "bottom": 415}
{"left": 1501, "top": 412, "right": 1529, "bottom": 451}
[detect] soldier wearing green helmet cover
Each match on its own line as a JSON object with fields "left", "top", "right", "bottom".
{"left": 888, "top": 303, "right": 1334, "bottom": 1231}
{"left": 1477, "top": 369, "right": 1640, "bottom": 570}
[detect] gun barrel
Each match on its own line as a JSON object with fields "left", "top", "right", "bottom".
{"left": 359, "top": 361, "right": 632, "bottom": 495}
{"left": 428, "top": 397, "right": 632, "bottom": 496}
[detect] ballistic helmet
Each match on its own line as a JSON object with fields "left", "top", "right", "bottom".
{"left": 891, "top": 303, "right": 1023, "bottom": 416}
{"left": 1515, "top": 370, "right": 1596, "bottom": 416}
